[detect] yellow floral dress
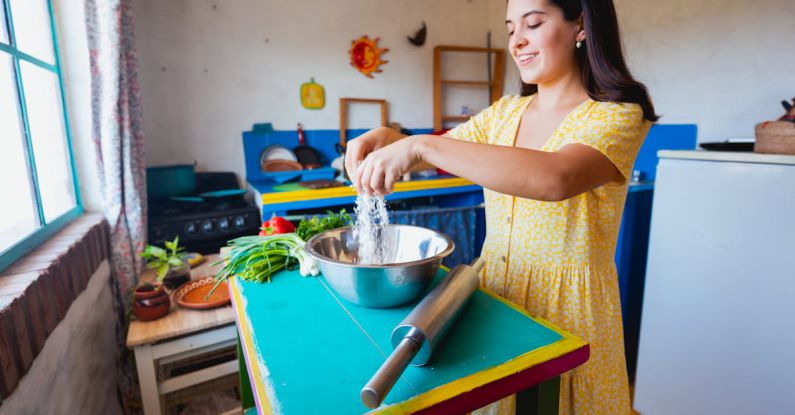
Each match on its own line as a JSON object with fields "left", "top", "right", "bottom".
{"left": 447, "top": 94, "right": 651, "bottom": 415}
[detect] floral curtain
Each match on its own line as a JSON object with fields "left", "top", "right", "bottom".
{"left": 86, "top": 0, "right": 146, "bottom": 413}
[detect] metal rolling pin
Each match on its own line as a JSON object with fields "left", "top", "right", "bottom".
{"left": 361, "top": 257, "right": 485, "bottom": 409}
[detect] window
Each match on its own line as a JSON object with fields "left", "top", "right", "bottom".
{"left": 0, "top": 0, "right": 81, "bottom": 272}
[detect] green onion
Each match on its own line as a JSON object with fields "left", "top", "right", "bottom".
{"left": 206, "top": 233, "right": 319, "bottom": 299}
{"left": 205, "top": 210, "right": 350, "bottom": 300}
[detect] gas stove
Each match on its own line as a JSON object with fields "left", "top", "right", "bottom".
{"left": 148, "top": 191, "right": 261, "bottom": 255}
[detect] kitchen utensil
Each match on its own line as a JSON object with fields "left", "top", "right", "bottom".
{"left": 147, "top": 164, "right": 196, "bottom": 201}
{"left": 293, "top": 123, "right": 324, "bottom": 167}
{"left": 331, "top": 143, "right": 345, "bottom": 173}
{"left": 699, "top": 140, "right": 755, "bottom": 152}
{"left": 259, "top": 144, "right": 298, "bottom": 170}
{"left": 170, "top": 196, "right": 204, "bottom": 203}
{"left": 297, "top": 179, "right": 345, "bottom": 190}
{"left": 360, "top": 257, "right": 485, "bottom": 408}
{"left": 262, "top": 159, "right": 303, "bottom": 172}
{"left": 272, "top": 183, "right": 305, "bottom": 192}
{"left": 305, "top": 225, "right": 454, "bottom": 308}
{"left": 198, "top": 189, "right": 246, "bottom": 199}
{"left": 172, "top": 277, "right": 231, "bottom": 309}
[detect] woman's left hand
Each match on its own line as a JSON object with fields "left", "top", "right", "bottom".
{"left": 353, "top": 136, "right": 423, "bottom": 195}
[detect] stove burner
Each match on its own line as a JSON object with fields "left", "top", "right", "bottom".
{"left": 148, "top": 194, "right": 261, "bottom": 254}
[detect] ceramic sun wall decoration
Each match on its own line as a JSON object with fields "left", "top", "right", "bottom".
{"left": 349, "top": 35, "right": 389, "bottom": 78}
{"left": 300, "top": 77, "right": 325, "bottom": 110}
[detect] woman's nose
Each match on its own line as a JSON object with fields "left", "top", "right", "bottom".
{"left": 511, "top": 34, "right": 528, "bottom": 51}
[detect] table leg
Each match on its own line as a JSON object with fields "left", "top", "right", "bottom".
{"left": 133, "top": 344, "right": 162, "bottom": 415}
{"left": 237, "top": 338, "right": 255, "bottom": 410}
{"left": 516, "top": 377, "right": 560, "bottom": 415}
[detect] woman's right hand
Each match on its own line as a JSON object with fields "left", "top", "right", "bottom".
{"left": 344, "top": 127, "right": 404, "bottom": 186}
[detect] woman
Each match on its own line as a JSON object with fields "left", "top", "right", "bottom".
{"left": 346, "top": 0, "right": 657, "bottom": 413}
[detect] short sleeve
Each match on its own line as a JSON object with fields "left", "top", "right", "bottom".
{"left": 569, "top": 102, "right": 651, "bottom": 183}
{"left": 445, "top": 95, "right": 515, "bottom": 144}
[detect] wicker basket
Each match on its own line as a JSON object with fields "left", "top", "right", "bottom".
{"left": 755, "top": 121, "right": 795, "bottom": 155}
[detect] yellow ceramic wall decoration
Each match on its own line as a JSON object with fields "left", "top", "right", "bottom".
{"left": 300, "top": 78, "right": 325, "bottom": 110}
{"left": 349, "top": 36, "right": 389, "bottom": 78}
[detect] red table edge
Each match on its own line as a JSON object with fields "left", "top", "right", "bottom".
{"left": 415, "top": 344, "right": 590, "bottom": 415}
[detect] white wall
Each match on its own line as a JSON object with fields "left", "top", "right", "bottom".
{"left": 134, "top": 0, "right": 495, "bottom": 179}
{"left": 137, "top": 0, "right": 795, "bottom": 180}
{"left": 491, "top": 0, "right": 795, "bottom": 142}
{"left": 0, "top": 261, "right": 121, "bottom": 415}
{"left": 615, "top": 0, "right": 795, "bottom": 141}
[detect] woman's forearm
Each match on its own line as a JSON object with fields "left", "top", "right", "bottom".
{"left": 413, "top": 135, "right": 583, "bottom": 201}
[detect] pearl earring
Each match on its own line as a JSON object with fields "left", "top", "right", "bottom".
{"left": 576, "top": 40, "right": 582, "bottom": 49}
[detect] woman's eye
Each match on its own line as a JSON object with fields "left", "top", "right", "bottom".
{"left": 527, "top": 23, "right": 542, "bottom": 30}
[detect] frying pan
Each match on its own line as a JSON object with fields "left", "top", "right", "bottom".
{"left": 293, "top": 123, "right": 324, "bottom": 167}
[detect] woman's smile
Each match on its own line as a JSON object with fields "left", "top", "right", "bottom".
{"left": 516, "top": 52, "right": 540, "bottom": 67}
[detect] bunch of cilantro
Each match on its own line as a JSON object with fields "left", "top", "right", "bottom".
{"left": 296, "top": 209, "right": 352, "bottom": 241}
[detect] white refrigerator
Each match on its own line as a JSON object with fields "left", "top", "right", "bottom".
{"left": 633, "top": 151, "right": 795, "bottom": 414}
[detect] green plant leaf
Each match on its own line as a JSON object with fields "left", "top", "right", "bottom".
{"left": 156, "top": 264, "right": 169, "bottom": 280}
{"left": 168, "top": 257, "right": 184, "bottom": 267}
{"left": 151, "top": 246, "right": 167, "bottom": 259}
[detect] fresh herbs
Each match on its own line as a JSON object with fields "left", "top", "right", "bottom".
{"left": 207, "top": 210, "right": 351, "bottom": 298}
{"left": 140, "top": 237, "right": 186, "bottom": 280}
{"left": 296, "top": 209, "right": 351, "bottom": 241}
{"left": 216, "top": 233, "right": 319, "bottom": 285}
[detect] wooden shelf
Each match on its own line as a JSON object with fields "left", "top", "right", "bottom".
{"left": 433, "top": 45, "right": 505, "bottom": 131}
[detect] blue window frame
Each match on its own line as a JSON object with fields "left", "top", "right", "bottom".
{"left": 0, "top": 0, "right": 82, "bottom": 272}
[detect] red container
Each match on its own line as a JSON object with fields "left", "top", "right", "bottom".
{"left": 132, "top": 283, "right": 171, "bottom": 321}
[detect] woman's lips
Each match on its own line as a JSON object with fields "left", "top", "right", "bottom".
{"left": 516, "top": 52, "right": 539, "bottom": 67}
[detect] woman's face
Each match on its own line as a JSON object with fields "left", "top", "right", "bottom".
{"left": 505, "top": 0, "right": 582, "bottom": 86}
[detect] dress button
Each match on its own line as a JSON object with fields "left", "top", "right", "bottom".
{"left": 506, "top": 216, "right": 511, "bottom": 224}
{"left": 501, "top": 256, "right": 506, "bottom": 263}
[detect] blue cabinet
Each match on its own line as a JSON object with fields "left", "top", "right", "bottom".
{"left": 615, "top": 124, "right": 697, "bottom": 378}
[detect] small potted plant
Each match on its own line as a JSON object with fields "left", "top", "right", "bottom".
{"left": 141, "top": 237, "right": 191, "bottom": 290}
{"left": 132, "top": 281, "right": 170, "bottom": 321}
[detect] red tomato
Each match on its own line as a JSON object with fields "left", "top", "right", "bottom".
{"left": 260, "top": 216, "right": 295, "bottom": 235}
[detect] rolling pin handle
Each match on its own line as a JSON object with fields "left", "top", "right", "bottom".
{"left": 361, "top": 335, "right": 423, "bottom": 409}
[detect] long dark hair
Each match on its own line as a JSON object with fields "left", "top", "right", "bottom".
{"left": 520, "top": 0, "right": 659, "bottom": 122}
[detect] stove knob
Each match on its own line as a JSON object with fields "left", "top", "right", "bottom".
{"left": 152, "top": 226, "right": 164, "bottom": 240}
{"left": 234, "top": 215, "right": 247, "bottom": 229}
{"left": 185, "top": 222, "right": 198, "bottom": 235}
{"left": 219, "top": 217, "right": 230, "bottom": 231}
{"left": 202, "top": 220, "right": 214, "bottom": 233}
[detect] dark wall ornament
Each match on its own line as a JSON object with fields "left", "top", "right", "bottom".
{"left": 407, "top": 21, "right": 427, "bottom": 47}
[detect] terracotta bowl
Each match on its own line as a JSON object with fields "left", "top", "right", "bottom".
{"left": 132, "top": 283, "right": 170, "bottom": 321}
{"left": 172, "top": 277, "right": 230, "bottom": 310}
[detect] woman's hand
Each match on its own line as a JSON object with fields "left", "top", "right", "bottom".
{"left": 354, "top": 136, "right": 424, "bottom": 195}
{"left": 344, "top": 127, "right": 405, "bottom": 184}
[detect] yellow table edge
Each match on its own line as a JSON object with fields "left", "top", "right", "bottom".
{"left": 261, "top": 177, "right": 476, "bottom": 205}
{"left": 369, "top": 286, "right": 587, "bottom": 414}
{"left": 231, "top": 277, "right": 275, "bottom": 415}
{"left": 232, "top": 274, "right": 587, "bottom": 415}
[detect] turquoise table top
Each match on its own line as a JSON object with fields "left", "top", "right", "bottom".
{"left": 230, "top": 269, "right": 588, "bottom": 415}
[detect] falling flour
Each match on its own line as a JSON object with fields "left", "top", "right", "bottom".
{"left": 353, "top": 194, "right": 390, "bottom": 264}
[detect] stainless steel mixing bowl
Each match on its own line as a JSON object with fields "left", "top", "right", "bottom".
{"left": 305, "top": 225, "right": 455, "bottom": 308}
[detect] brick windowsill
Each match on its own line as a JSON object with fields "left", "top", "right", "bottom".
{"left": 0, "top": 213, "right": 109, "bottom": 400}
